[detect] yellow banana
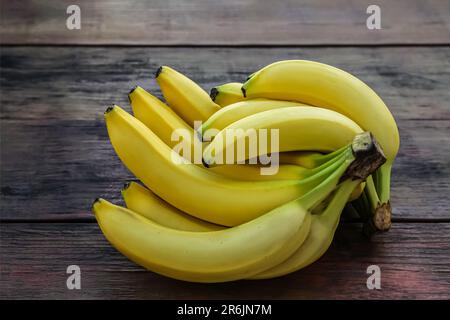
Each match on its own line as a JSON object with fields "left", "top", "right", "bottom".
{"left": 242, "top": 60, "right": 399, "bottom": 204}
{"left": 155, "top": 66, "right": 220, "bottom": 126}
{"left": 93, "top": 196, "right": 311, "bottom": 283}
{"left": 251, "top": 178, "right": 360, "bottom": 279}
{"left": 122, "top": 182, "right": 225, "bottom": 232}
{"left": 252, "top": 132, "right": 386, "bottom": 279}
{"left": 203, "top": 106, "right": 363, "bottom": 166}
{"left": 210, "top": 82, "right": 245, "bottom": 107}
{"left": 128, "top": 86, "right": 343, "bottom": 182}
{"left": 129, "top": 86, "right": 200, "bottom": 159}
{"left": 200, "top": 99, "right": 301, "bottom": 140}
{"left": 105, "top": 105, "right": 352, "bottom": 226}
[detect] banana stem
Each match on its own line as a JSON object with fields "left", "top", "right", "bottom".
{"left": 377, "top": 162, "right": 392, "bottom": 203}
{"left": 319, "top": 179, "right": 361, "bottom": 227}
{"left": 298, "top": 151, "right": 353, "bottom": 210}
{"left": 314, "top": 144, "right": 349, "bottom": 166}
{"left": 299, "top": 145, "right": 351, "bottom": 178}
{"left": 299, "top": 132, "right": 386, "bottom": 212}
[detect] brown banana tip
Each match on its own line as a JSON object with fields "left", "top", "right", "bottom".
{"left": 210, "top": 87, "right": 219, "bottom": 101}
{"left": 342, "top": 132, "right": 387, "bottom": 182}
{"left": 155, "top": 66, "right": 163, "bottom": 78}
{"left": 241, "top": 87, "right": 247, "bottom": 98}
{"left": 104, "top": 105, "right": 115, "bottom": 114}
{"left": 128, "top": 86, "right": 138, "bottom": 96}
{"left": 92, "top": 198, "right": 101, "bottom": 207}
{"left": 122, "top": 182, "right": 131, "bottom": 191}
{"left": 373, "top": 201, "right": 392, "bottom": 231}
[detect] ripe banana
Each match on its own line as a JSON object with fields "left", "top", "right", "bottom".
{"left": 252, "top": 132, "right": 386, "bottom": 279}
{"left": 210, "top": 82, "right": 245, "bottom": 107}
{"left": 200, "top": 99, "right": 301, "bottom": 140}
{"left": 203, "top": 106, "right": 363, "bottom": 167}
{"left": 242, "top": 60, "right": 399, "bottom": 205}
{"left": 278, "top": 148, "right": 345, "bottom": 169}
{"left": 251, "top": 178, "right": 361, "bottom": 279}
{"left": 155, "top": 66, "right": 220, "bottom": 126}
{"left": 129, "top": 86, "right": 344, "bottom": 182}
{"left": 129, "top": 86, "right": 201, "bottom": 160}
{"left": 93, "top": 195, "right": 312, "bottom": 283}
{"left": 105, "top": 105, "right": 353, "bottom": 226}
{"left": 122, "top": 182, "right": 225, "bottom": 232}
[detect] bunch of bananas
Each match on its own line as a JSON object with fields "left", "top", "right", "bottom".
{"left": 93, "top": 60, "right": 398, "bottom": 283}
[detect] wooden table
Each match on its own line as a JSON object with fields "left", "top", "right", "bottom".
{"left": 1, "top": 0, "right": 449, "bottom": 299}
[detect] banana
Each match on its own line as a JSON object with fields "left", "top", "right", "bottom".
{"left": 252, "top": 132, "right": 386, "bottom": 279}
{"left": 122, "top": 182, "right": 225, "bottom": 232}
{"left": 155, "top": 66, "right": 220, "bottom": 126}
{"left": 129, "top": 86, "right": 200, "bottom": 160}
{"left": 242, "top": 60, "right": 399, "bottom": 205}
{"left": 105, "top": 105, "right": 353, "bottom": 226}
{"left": 210, "top": 82, "right": 245, "bottom": 107}
{"left": 203, "top": 106, "right": 363, "bottom": 167}
{"left": 93, "top": 196, "right": 312, "bottom": 283}
{"left": 200, "top": 99, "right": 301, "bottom": 140}
{"left": 279, "top": 148, "right": 344, "bottom": 169}
{"left": 93, "top": 145, "right": 366, "bottom": 283}
{"left": 121, "top": 155, "right": 355, "bottom": 236}
{"left": 251, "top": 178, "right": 360, "bottom": 279}
{"left": 128, "top": 86, "right": 344, "bottom": 182}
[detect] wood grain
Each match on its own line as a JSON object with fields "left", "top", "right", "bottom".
{"left": 1, "top": 222, "right": 449, "bottom": 299}
{"left": 1, "top": 47, "right": 449, "bottom": 221}
{"left": 1, "top": 0, "right": 450, "bottom": 45}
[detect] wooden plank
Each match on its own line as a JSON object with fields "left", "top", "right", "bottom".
{"left": 1, "top": 47, "right": 449, "bottom": 221}
{"left": 1, "top": 222, "right": 449, "bottom": 299}
{"left": 1, "top": 0, "right": 449, "bottom": 45}
{"left": 1, "top": 118, "right": 449, "bottom": 221}
{"left": 1, "top": 47, "right": 449, "bottom": 121}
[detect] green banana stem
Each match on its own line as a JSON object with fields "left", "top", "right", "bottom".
{"left": 295, "top": 150, "right": 349, "bottom": 193}
{"left": 312, "top": 144, "right": 349, "bottom": 166}
{"left": 319, "top": 179, "right": 362, "bottom": 228}
{"left": 298, "top": 149, "right": 354, "bottom": 210}
{"left": 299, "top": 132, "right": 386, "bottom": 213}
{"left": 299, "top": 144, "right": 351, "bottom": 178}
{"left": 377, "top": 161, "right": 392, "bottom": 203}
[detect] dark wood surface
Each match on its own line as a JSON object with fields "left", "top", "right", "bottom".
{"left": 2, "top": 223, "right": 449, "bottom": 299}
{"left": 1, "top": 0, "right": 450, "bottom": 299}
{"left": 1, "top": 0, "right": 450, "bottom": 45}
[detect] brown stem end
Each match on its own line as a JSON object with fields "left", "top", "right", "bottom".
{"left": 341, "top": 132, "right": 387, "bottom": 182}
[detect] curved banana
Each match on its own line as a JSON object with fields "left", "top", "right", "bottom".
{"left": 242, "top": 60, "right": 399, "bottom": 204}
{"left": 279, "top": 148, "right": 343, "bottom": 169}
{"left": 122, "top": 182, "right": 225, "bottom": 232}
{"left": 128, "top": 86, "right": 343, "bottom": 182}
{"left": 210, "top": 82, "right": 245, "bottom": 107}
{"left": 93, "top": 196, "right": 311, "bottom": 283}
{"left": 155, "top": 66, "right": 220, "bottom": 126}
{"left": 203, "top": 106, "right": 363, "bottom": 167}
{"left": 251, "top": 178, "right": 360, "bottom": 279}
{"left": 105, "top": 105, "right": 353, "bottom": 226}
{"left": 200, "top": 99, "right": 301, "bottom": 139}
{"left": 129, "top": 86, "right": 199, "bottom": 159}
